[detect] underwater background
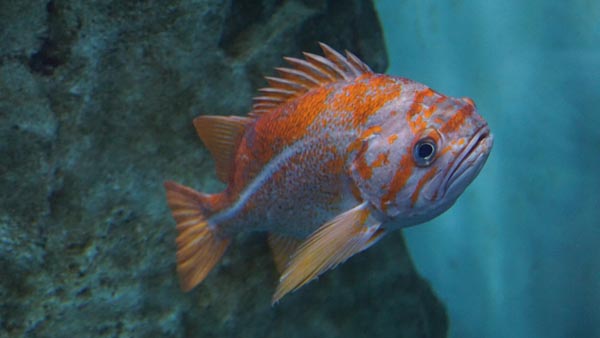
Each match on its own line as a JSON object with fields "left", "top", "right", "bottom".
{"left": 376, "top": 1, "right": 600, "bottom": 338}
{"left": 0, "top": 0, "right": 598, "bottom": 337}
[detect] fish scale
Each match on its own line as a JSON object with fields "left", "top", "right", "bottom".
{"left": 164, "top": 42, "right": 493, "bottom": 303}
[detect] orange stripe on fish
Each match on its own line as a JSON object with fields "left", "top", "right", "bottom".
{"left": 353, "top": 141, "right": 373, "bottom": 180}
{"left": 331, "top": 74, "right": 400, "bottom": 128}
{"left": 406, "top": 88, "right": 435, "bottom": 134}
{"left": 407, "top": 88, "right": 434, "bottom": 119}
{"left": 440, "top": 105, "right": 473, "bottom": 134}
{"left": 410, "top": 167, "right": 438, "bottom": 206}
{"left": 381, "top": 149, "right": 414, "bottom": 212}
{"left": 424, "top": 103, "right": 438, "bottom": 118}
{"left": 346, "top": 125, "right": 382, "bottom": 154}
{"left": 371, "top": 152, "right": 390, "bottom": 168}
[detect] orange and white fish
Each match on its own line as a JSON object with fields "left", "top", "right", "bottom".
{"left": 164, "top": 43, "right": 493, "bottom": 303}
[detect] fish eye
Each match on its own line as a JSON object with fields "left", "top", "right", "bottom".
{"left": 413, "top": 138, "right": 437, "bottom": 166}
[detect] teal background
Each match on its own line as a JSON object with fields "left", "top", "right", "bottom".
{"left": 375, "top": 1, "right": 600, "bottom": 337}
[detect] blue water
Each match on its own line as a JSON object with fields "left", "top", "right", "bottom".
{"left": 375, "top": 1, "right": 600, "bottom": 338}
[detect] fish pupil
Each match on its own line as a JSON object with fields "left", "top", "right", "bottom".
{"left": 418, "top": 143, "right": 434, "bottom": 159}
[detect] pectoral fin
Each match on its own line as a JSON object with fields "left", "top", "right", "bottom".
{"left": 268, "top": 234, "right": 303, "bottom": 274}
{"left": 272, "top": 202, "right": 385, "bottom": 304}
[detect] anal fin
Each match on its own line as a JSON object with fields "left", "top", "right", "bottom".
{"left": 272, "top": 202, "right": 385, "bottom": 304}
{"left": 268, "top": 234, "right": 303, "bottom": 274}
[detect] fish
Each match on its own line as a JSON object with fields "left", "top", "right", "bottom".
{"left": 164, "top": 43, "right": 493, "bottom": 304}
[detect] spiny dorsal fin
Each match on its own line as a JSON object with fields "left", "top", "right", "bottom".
{"left": 193, "top": 115, "right": 251, "bottom": 182}
{"left": 250, "top": 42, "right": 373, "bottom": 117}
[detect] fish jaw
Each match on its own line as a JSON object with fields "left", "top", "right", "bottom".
{"left": 436, "top": 124, "right": 493, "bottom": 201}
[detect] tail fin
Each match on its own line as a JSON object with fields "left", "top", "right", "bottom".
{"left": 164, "top": 181, "right": 230, "bottom": 291}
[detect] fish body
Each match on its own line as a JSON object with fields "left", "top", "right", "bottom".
{"left": 164, "top": 43, "right": 493, "bottom": 303}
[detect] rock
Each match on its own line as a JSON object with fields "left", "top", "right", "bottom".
{"left": 0, "top": 1, "right": 447, "bottom": 337}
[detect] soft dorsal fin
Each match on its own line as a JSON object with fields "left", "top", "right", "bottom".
{"left": 268, "top": 233, "right": 303, "bottom": 274}
{"left": 193, "top": 115, "right": 251, "bottom": 182}
{"left": 250, "top": 42, "right": 373, "bottom": 117}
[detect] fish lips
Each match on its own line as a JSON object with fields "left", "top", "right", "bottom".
{"left": 440, "top": 125, "right": 494, "bottom": 198}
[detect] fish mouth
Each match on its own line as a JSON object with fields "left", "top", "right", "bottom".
{"left": 440, "top": 125, "right": 493, "bottom": 197}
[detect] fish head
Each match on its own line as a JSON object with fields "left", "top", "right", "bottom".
{"left": 402, "top": 95, "right": 494, "bottom": 224}
{"left": 350, "top": 88, "right": 493, "bottom": 228}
